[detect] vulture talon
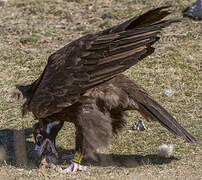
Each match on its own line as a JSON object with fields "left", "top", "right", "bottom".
{"left": 61, "top": 162, "right": 87, "bottom": 173}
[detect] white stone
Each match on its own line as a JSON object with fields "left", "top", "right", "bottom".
{"left": 157, "top": 144, "right": 174, "bottom": 157}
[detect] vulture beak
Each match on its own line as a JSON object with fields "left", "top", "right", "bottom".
{"left": 36, "top": 134, "right": 43, "bottom": 144}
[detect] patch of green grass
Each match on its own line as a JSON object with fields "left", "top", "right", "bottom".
{"left": 76, "top": 25, "right": 86, "bottom": 31}
{"left": 99, "top": 20, "right": 113, "bottom": 29}
{"left": 101, "top": 7, "right": 134, "bottom": 20}
{"left": 20, "top": 35, "right": 41, "bottom": 44}
{"left": 66, "top": 0, "right": 84, "bottom": 4}
{"left": 112, "top": 7, "right": 135, "bottom": 19}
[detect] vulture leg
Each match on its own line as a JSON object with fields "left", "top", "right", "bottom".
{"left": 61, "top": 127, "right": 88, "bottom": 173}
{"left": 62, "top": 100, "right": 113, "bottom": 172}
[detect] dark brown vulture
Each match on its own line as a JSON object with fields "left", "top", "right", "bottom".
{"left": 15, "top": 7, "right": 197, "bottom": 172}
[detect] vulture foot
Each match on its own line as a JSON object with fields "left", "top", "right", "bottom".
{"left": 61, "top": 161, "right": 88, "bottom": 173}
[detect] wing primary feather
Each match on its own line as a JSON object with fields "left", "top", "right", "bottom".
{"left": 109, "top": 37, "right": 158, "bottom": 57}
{"left": 112, "top": 32, "right": 159, "bottom": 48}
{"left": 24, "top": 7, "right": 184, "bottom": 118}
{"left": 118, "top": 18, "right": 182, "bottom": 40}
{"left": 130, "top": 96, "right": 198, "bottom": 143}
{"left": 90, "top": 31, "right": 159, "bottom": 52}
{"left": 89, "top": 48, "right": 147, "bottom": 76}
{"left": 125, "top": 6, "right": 172, "bottom": 29}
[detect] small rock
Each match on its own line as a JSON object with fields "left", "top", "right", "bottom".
{"left": 132, "top": 120, "right": 146, "bottom": 131}
{"left": 163, "top": 88, "right": 175, "bottom": 97}
{"left": 183, "top": 0, "right": 202, "bottom": 20}
{"left": 188, "top": 55, "right": 194, "bottom": 60}
{"left": 157, "top": 144, "right": 174, "bottom": 157}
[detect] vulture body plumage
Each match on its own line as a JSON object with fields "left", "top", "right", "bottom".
{"left": 16, "top": 7, "right": 197, "bottom": 172}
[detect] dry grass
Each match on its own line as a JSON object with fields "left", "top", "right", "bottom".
{"left": 0, "top": 0, "right": 201, "bottom": 179}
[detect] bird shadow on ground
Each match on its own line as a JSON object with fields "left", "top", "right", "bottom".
{"left": 88, "top": 153, "right": 179, "bottom": 168}
{"left": 0, "top": 128, "right": 179, "bottom": 170}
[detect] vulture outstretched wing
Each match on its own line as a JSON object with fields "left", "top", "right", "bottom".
{"left": 26, "top": 7, "right": 182, "bottom": 118}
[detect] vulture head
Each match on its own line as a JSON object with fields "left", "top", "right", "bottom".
{"left": 31, "top": 121, "right": 64, "bottom": 159}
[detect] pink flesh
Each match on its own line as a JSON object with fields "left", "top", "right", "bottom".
{"left": 36, "top": 134, "right": 43, "bottom": 139}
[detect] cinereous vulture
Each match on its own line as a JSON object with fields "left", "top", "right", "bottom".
{"left": 15, "top": 7, "right": 197, "bottom": 172}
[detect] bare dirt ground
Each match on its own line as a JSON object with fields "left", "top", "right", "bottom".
{"left": 0, "top": 0, "right": 201, "bottom": 179}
